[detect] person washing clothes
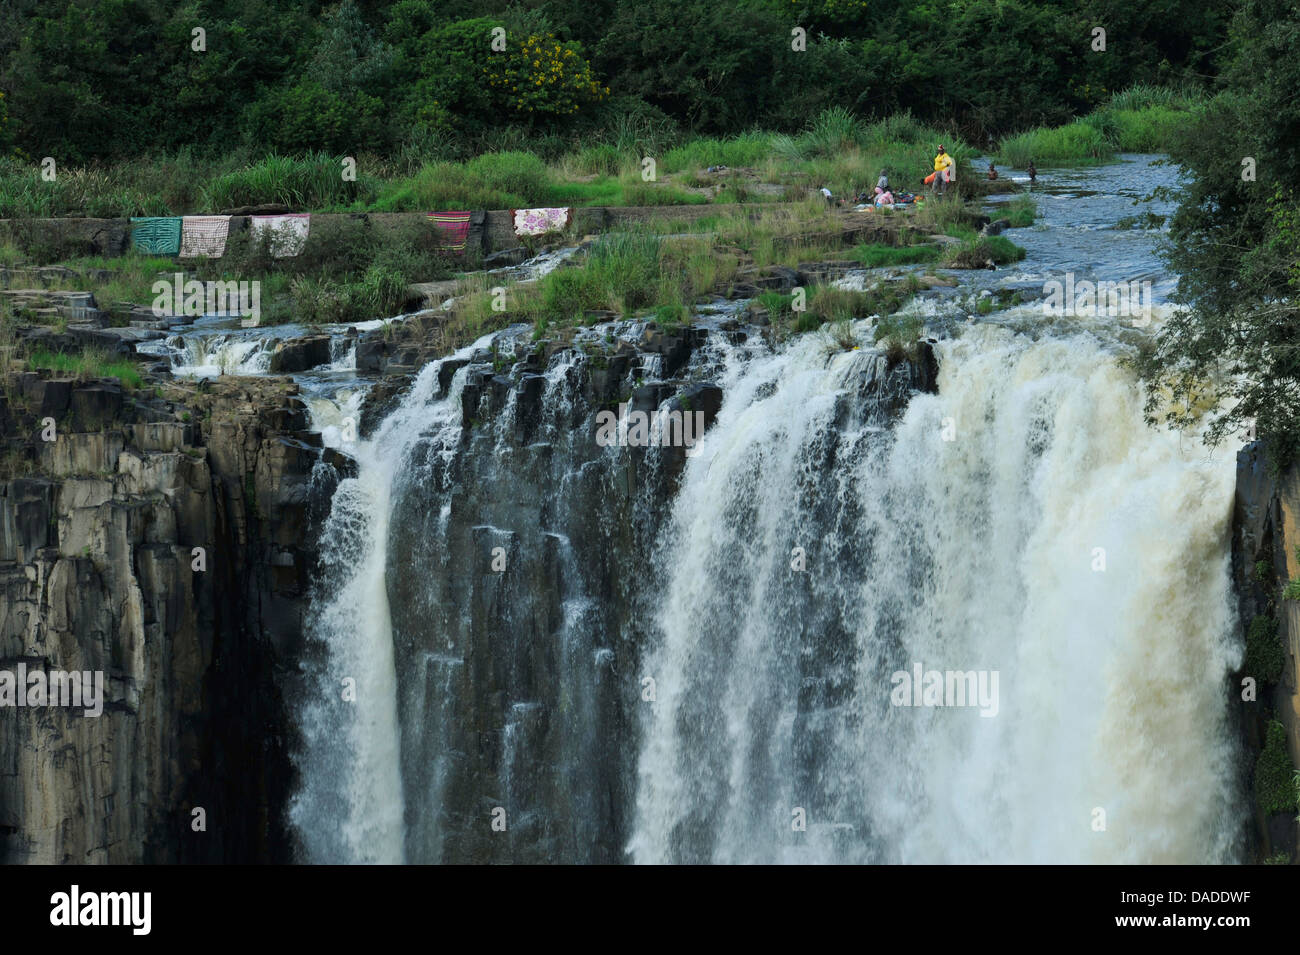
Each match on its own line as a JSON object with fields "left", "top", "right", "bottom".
{"left": 932, "top": 145, "right": 955, "bottom": 196}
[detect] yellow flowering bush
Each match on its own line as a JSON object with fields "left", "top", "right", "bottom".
{"left": 482, "top": 33, "right": 607, "bottom": 119}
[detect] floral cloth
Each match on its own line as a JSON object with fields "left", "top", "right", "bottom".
{"left": 512, "top": 207, "right": 571, "bottom": 238}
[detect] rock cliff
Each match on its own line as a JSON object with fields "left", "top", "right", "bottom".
{"left": 0, "top": 371, "right": 350, "bottom": 862}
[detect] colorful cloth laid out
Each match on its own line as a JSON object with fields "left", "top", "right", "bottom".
{"left": 512, "top": 207, "right": 571, "bottom": 238}
{"left": 129, "top": 217, "right": 182, "bottom": 255}
{"left": 249, "top": 213, "right": 311, "bottom": 257}
{"left": 179, "top": 215, "right": 232, "bottom": 259}
{"left": 427, "top": 211, "right": 472, "bottom": 254}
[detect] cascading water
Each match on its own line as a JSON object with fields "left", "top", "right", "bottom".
{"left": 289, "top": 337, "right": 496, "bottom": 863}
{"left": 286, "top": 156, "right": 1247, "bottom": 864}
{"left": 628, "top": 318, "right": 1242, "bottom": 863}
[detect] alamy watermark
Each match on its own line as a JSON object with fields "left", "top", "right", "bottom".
{"left": 152, "top": 272, "right": 261, "bottom": 325}
{"left": 1042, "top": 272, "right": 1152, "bottom": 326}
{"left": 890, "top": 662, "right": 999, "bottom": 717}
{"left": 595, "top": 403, "right": 707, "bottom": 455}
{"left": 0, "top": 664, "right": 104, "bottom": 717}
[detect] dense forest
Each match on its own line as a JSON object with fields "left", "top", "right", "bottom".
{"left": 0, "top": 0, "right": 1230, "bottom": 161}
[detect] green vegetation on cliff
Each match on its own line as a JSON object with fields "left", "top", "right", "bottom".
{"left": 1137, "top": 0, "right": 1300, "bottom": 468}
{"left": 1255, "top": 720, "right": 1299, "bottom": 815}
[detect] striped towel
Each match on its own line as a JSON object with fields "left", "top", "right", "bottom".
{"left": 512, "top": 208, "right": 571, "bottom": 238}
{"left": 427, "top": 211, "right": 472, "bottom": 254}
{"left": 129, "top": 217, "right": 182, "bottom": 255}
{"left": 250, "top": 213, "right": 311, "bottom": 257}
{"left": 179, "top": 215, "right": 232, "bottom": 258}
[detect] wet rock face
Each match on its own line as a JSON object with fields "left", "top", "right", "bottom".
{"left": 1231, "top": 443, "right": 1300, "bottom": 863}
{"left": 0, "top": 373, "right": 347, "bottom": 863}
{"left": 379, "top": 322, "right": 938, "bottom": 863}
{"left": 269, "top": 335, "right": 332, "bottom": 374}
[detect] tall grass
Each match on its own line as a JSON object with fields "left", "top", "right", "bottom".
{"left": 202, "top": 153, "right": 379, "bottom": 210}
{"left": 996, "top": 85, "right": 1207, "bottom": 167}
{"left": 996, "top": 121, "right": 1112, "bottom": 167}
{"left": 660, "top": 131, "right": 774, "bottom": 174}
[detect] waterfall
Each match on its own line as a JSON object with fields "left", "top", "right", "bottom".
{"left": 629, "top": 318, "right": 1243, "bottom": 863}
{"left": 284, "top": 157, "right": 1246, "bottom": 865}
{"left": 289, "top": 335, "right": 495, "bottom": 863}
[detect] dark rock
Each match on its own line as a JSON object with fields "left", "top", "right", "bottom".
{"left": 355, "top": 334, "right": 387, "bottom": 374}
{"left": 69, "top": 381, "right": 123, "bottom": 431}
{"left": 484, "top": 247, "right": 530, "bottom": 268}
{"left": 269, "top": 336, "right": 332, "bottom": 374}
{"left": 217, "top": 203, "right": 294, "bottom": 216}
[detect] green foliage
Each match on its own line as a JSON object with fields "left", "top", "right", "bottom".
{"left": 244, "top": 82, "right": 386, "bottom": 156}
{"left": 1255, "top": 721, "right": 1299, "bottom": 815}
{"left": 945, "top": 235, "right": 1027, "bottom": 268}
{"left": 1003, "top": 196, "right": 1037, "bottom": 228}
{"left": 202, "top": 154, "right": 377, "bottom": 211}
{"left": 1139, "top": 0, "right": 1300, "bottom": 468}
{"left": 1244, "top": 615, "right": 1284, "bottom": 684}
{"left": 873, "top": 312, "right": 925, "bottom": 364}
{"left": 0, "top": 1, "right": 1229, "bottom": 163}
{"left": 850, "top": 243, "right": 940, "bottom": 268}
{"left": 997, "top": 122, "right": 1112, "bottom": 168}
{"left": 27, "top": 347, "right": 142, "bottom": 389}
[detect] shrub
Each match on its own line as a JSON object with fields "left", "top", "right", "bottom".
{"left": 1244, "top": 615, "right": 1284, "bottom": 684}
{"left": 1255, "top": 721, "right": 1299, "bottom": 815}
{"left": 945, "top": 235, "right": 1026, "bottom": 268}
{"left": 872, "top": 312, "right": 924, "bottom": 364}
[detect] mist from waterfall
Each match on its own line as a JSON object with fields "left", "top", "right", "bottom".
{"left": 629, "top": 317, "right": 1243, "bottom": 863}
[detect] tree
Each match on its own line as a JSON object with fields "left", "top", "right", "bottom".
{"left": 1139, "top": 0, "right": 1300, "bottom": 465}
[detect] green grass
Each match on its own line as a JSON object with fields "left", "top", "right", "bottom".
{"left": 1002, "top": 196, "right": 1037, "bottom": 228}
{"left": 202, "top": 153, "right": 378, "bottom": 211}
{"left": 27, "top": 347, "right": 143, "bottom": 388}
{"left": 996, "top": 121, "right": 1113, "bottom": 168}
{"left": 873, "top": 311, "right": 925, "bottom": 363}
{"left": 660, "top": 132, "right": 776, "bottom": 175}
{"left": 0, "top": 107, "right": 973, "bottom": 217}
{"left": 850, "top": 243, "right": 940, "bottom": 267}
{"left": 995, "top": 86, "right": 1207, "bottom": 167}
{"left": 945, "top": 234, "right": 1027, "bottom": 268}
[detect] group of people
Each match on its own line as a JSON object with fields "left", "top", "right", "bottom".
{"left": 820, "top": 145, "right": 1039, "bottom": 208}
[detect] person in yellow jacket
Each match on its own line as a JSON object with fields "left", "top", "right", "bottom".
{"left": 932, "top": 144, "right": 955, "bottom": 196}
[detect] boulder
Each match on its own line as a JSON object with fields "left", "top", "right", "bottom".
{"left": 269, "top": 335, "right": 332, "bottom": 374}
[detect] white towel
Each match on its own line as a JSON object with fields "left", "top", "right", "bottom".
{"left": 249, "top": 214, "right": 311, "bottom": 257}
{"left": 179, "top": 216, "right": 232, "bottom": 258}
